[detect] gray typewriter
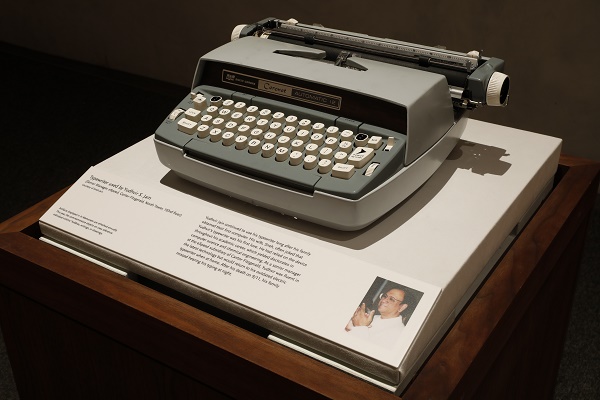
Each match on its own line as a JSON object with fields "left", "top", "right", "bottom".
{"left": 154, "top": 17, "right": 509, "bottom": 230}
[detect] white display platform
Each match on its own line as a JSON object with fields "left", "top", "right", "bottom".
{"left": 39, "top": 119, "right": 561, "bottom": 391}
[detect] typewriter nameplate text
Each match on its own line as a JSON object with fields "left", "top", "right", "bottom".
{"left": 222, "top": 69, "right": 342, "bottom": 110}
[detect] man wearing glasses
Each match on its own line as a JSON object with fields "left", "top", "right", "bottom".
{"left": 345, "top": 287, "right": 409, "bottom": 344}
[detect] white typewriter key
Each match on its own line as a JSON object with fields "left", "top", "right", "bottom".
{"left": 291, "top": 139, "right": 304, "bottom": 152}
{"left": 209, "top": 96, "right": 223, "bottom": 107}
{"left": 177, "top": 118, "right": 197, "bottom": 134}
{"left": 348, "top": 147, "right": 375, "bottom": 168}
{"left": 218, "top": 108, "right": 232, "bottom": 120}
{"left": 289, "top": 151, "right": 303, "bottom": 166}
{"left": 261, "top": 143, "right": 276, "bottom": 158}
{"left": 334, "top": 151, "right": 348, "bottom": 164}
{"left": 332, "top": 163, "right": 355, "bottom": 179}
{"left": 312, "top": 122, "right": 325, "bottom": 134}
{"left": 237, "top": 124, "right": 250, "bottom": 135}
{"left": 319, "top": 147, "right": 334, "bottom": 160}
{"left": 222, "top": 99, "right": 235, "bottom": 109}
{"left": 200, "top": 114, "right": 213, "bottom": 125}
{"left": 326, "top": 126, "right": 340, "bottom": 138}
{"left": 193, "top": 95, "right": 207, "bottom": 110}
{"left": 256, "top": 118, "right": 270, "bottom": 130}
{"left": 234, "top": 102, "right": 246, "bottom": 111}
{"left": 206, "top": 105, "right": 219, "bottom": 117}
{"left": 184, "top": 108, "right": 202, "bottom": 122}
{"left": 340, "top": 129, "right": 354, "bottom": 141}
{"left": 248, "top": 138, "right": 262, "bottom": 154}
{"left": 196, "top": 124, "right": 211, "bottom": 138}
{"left": 269, "top": 122, "right": 283, "bottom": 134}
{"left": 259, "top": 108, "right": 272, "bottom": 119}
{"left": 222, "top": 131, "right": 235, "bottom": 146}
{"left": 339, "top": 141, "right": 353, "bottom": 153}
{"left": 243, "top": 116, "right": 257, "bottom": 128}
{"left": 235, "top": 135, "right": 249, "bottom": 150}
{"left": 225, "top": 121, "right": 238, "bottom": 130}
{"left": 354, "top": 133, "right": 369, "bottom": 147}
{"left": 296, "top": 129, "right": 310, "bottom": 143}
{"left": 298, "top": 119, "right": 311, "bottom": 129}
{"left": 231, "top": 111, "right": 244, "bottom": 123}
{"left": 303, "top": 155, "right": 318, "bottom": 170}
{"left": 250, "top": 128, "right": 264, "bottom": 140}
{"left": 209, "top": 128, "right": 223, "bottom": 142}
{"left": 367, "top": 135, "right": 383, "bottom": 149}
{"left": 263, "top": 131, "right": 277, "bottom": 144}
{"left": 275, "top": 146, "right": 289, "bottom": 162}
{"left": 190, "top": 92, "right": 198, "bottom": 100}
{"left": 318, "top": 159, "right": 333, "bottom": 174}
{"left": 305, "top": 143, "right": 319, "bottom": 156}
{"left": 285, "top": 115, "right": 298, "bottom": 126}
{"left": 212, "top": 117, "right": 225, "bottom": 128}
{"left": 324, "top": 136, "right": 338, "bottom": 149}
{"left": 282, "top": 125, "right": 297, "bottom": 138}
{"left": 277, "top": 136, "right": 291, "bottom": 148}
{"left": 310, "top": 133, "right": 324, "bottom": 146}
{"left": 272, "top": 111, "right": 285, "bottom": 122}
{"left": 246, "top": 105, "right": 259, "bottom": 116}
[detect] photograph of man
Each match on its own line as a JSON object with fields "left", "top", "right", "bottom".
{"left": 345, "top": 283, "right": 419, "bottom": 345}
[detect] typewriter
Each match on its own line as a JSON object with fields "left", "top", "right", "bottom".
{"left": 154, "top": 17, "right": 509, "bottom": 230}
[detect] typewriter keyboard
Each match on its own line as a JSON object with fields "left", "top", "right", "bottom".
{"left": 156, "top": 86, "right": 407, "bottom": 200}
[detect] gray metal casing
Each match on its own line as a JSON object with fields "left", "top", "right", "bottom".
{"left": 193, "top": 37, "right": 455, "bottom": 165}
{"left": 155, "top": 37, "right": 464, "bottom": 230}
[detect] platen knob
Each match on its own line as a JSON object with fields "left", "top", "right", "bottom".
{"left": 231, "top": 24, "right": 247, "bottom": 41}
{"left": 486, "top": 72, "right": 510, "bottom": 106}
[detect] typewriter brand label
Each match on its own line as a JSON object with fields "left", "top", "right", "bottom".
{"left": 260, "top": 80, "right": 292, "bottom": 96}
{"left": 222, "top": 69, "right": 341, "bottom": 110}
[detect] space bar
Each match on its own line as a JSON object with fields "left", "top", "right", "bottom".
{"left": 183, "top": 139, "right": 321, "bottom": 193}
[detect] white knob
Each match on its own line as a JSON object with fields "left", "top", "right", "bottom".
{"left": 231, "top": 24, "right": 247, "bottom": 41}
{"left": 486, "top": 72, "right": 510, "bottom": 106}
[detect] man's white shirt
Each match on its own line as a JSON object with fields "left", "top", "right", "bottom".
{"left": 346, "top": 315, "right": 405, "bottom": 345}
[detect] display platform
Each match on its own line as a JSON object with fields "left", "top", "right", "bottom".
{"left": 38, "top": 119, "right": 561, "bottom": 391}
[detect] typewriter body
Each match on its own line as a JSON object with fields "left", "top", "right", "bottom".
{"left": 154, "top": 18, "right": 509, "bottom": 230}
